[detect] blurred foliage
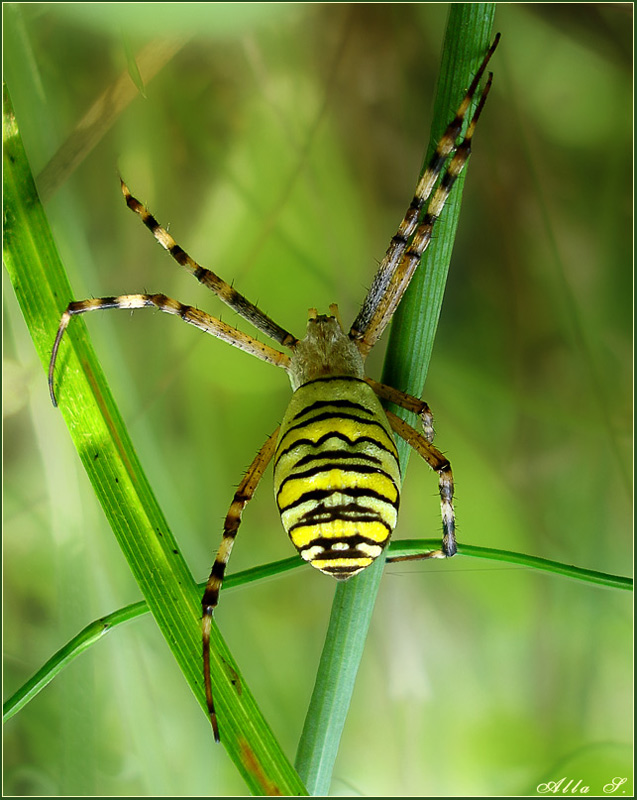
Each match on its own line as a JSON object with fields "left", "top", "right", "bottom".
{"left": 3, "top": 3, "right": 632, "bottom": 796}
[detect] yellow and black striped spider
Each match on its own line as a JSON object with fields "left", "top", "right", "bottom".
{"left": 48, "top": 34, "right": 499, "bottom": 742}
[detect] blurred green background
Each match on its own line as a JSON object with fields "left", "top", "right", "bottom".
{"left": 3, "top": 3, "right": 632, "bottom": 796}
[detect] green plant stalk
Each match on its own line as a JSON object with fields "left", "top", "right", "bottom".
{"left": 294, "top": 5, "right": 497, "bottom": 795}
{"left": 4, "top": 537, "right": 629, "bottom": 727}
{"left": 3, "top": 82, "right": 306, "bottom": 797}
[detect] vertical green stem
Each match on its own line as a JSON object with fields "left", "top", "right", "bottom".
{"left": 295, "top": 5, "right": 496, "bottom": 795}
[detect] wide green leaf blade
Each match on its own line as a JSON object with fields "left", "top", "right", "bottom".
{"left": 3, "top": 81, "right": 307, "bottom": 797}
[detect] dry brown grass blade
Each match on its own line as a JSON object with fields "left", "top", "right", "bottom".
{"left": 37, "top": 36, "right": 188, "bottom": 201}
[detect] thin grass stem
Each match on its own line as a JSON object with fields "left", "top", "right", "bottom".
{"left": 294, "top": 6, "right": 498, "bottom": 795}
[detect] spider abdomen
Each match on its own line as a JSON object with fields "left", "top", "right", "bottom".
{"left": 273, "top": 376, "right": 401, "bottom": 580}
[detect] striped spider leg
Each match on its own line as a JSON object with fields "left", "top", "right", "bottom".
{"left": 48, "top": 34, "right": 498, "bottom": 743}
{"left": 349, "top": 32, "right": 499, "bottom": 356}
{"left": 47, "top": 180, "right": 296, "bottom": 408}
{"left": 201, "top": 427, "right": 280, "bottom": 742}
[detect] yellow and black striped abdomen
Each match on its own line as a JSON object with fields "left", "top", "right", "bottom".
{"left": 273, "top": 376, "right": 401, "bottom": 580}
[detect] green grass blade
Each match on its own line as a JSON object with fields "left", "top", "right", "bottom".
{"left": 294, "top": 5, "right": 497, "bottom": 795}
{"left": 5, "top": 535, "right": 629, "bottom": 726}
{"left": 1, "top": 555, "right": 299, "bottom": 726}
{"left": 387, "top": 541, "right": 633, "bottom": 592}
{"left": 3, "top": 82, "right": 306, "bottom": 797}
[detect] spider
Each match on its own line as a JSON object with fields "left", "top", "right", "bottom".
{"left": 48, "top": 34, "right": 499, "bottom": 742}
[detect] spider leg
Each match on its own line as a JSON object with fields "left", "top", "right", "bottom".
{"left": 120, "top": 180, "right": 298, "bottom": 349}
{"left": 350, "top": 34, "right": 499, "bottom": 357}
{"left": 384, "top": 409, "right": 456, "bottom": 559}
{"left": 201, "top": 428, "right": 280, "bottom": 742}
{"left": 48, "top": 294, "right": 290, "bottom": 406}
{"left": 366, "top": 377, "right": 435, "bottom": 443}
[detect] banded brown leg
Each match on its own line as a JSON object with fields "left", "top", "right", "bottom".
{"left": 48, "top": 295, "right": 290, "bottom": 407}
{"left": 384, "top": 410, "right": 456, "bottom": 559}
{"left": 201, "top": 427, "right": 280, "bottom": 742}
{"left": 367, "top": 377, "right": 435, "bottom": 443}
{"left": 350, "top": 34, "right": 499, "bottom": 356}
{"left": 120, "top": 181, "right": 298, "bottom": 349}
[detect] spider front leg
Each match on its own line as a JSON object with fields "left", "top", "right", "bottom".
{"left": 48, "top": 294, "right": 290, "bottom": 406}
{"left": 120, "top": 180, "right": 298, "bottom": 349}
{"left": 349, "top": 34, "right": 498, "bottom": 356}
{"left": 384, "top": 410, "right": 456, "bottom": 560}
{"left": 201, "top": 428, "right": 279, "bottom": 742}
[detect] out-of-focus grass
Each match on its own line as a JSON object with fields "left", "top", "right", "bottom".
{"left": 3, "top": 3, "right": 632, "bottom": 796}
